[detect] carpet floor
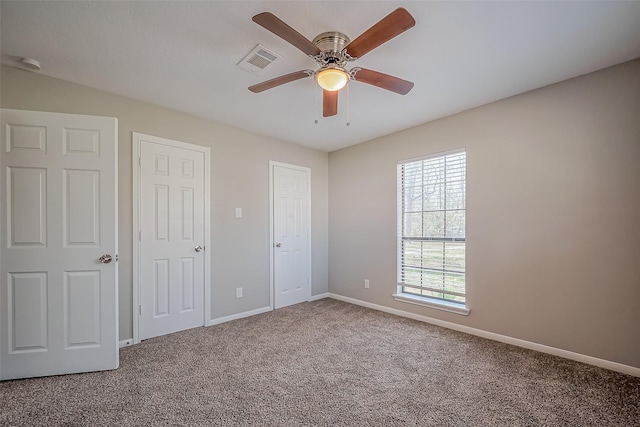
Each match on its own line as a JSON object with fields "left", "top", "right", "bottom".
{"left": 1, "top": 298, "right": 639, "bottom": 426}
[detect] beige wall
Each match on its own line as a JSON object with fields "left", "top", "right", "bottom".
{"left": 1, "top": 65, "right": 329, "bottom": 341}
{"left": 3, "top": 58, "right": 639, "bottom": 369}
{"left": 328, "top": 59, "right": 640, "bottom": 368}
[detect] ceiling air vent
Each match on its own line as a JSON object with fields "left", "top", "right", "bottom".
{"left": 237, "top": 44, "right": 280, "bottom": 74}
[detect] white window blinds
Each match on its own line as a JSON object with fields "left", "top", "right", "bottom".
{"left": 398, "top": 149, "right": 466, "bottom": 305}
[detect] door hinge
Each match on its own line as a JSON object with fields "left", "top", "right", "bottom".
{"left": 138, "top": 157, "right": 141, "bottom": 167}
{"left": 139, "top": 305, "right": 142, "bottom": 315}
{"left": 139, "top": 231, "right": 141, "bottom": 241}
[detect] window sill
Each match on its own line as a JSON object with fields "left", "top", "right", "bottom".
{"left": 392, "top": 293, "right": 470, "bottom": 316}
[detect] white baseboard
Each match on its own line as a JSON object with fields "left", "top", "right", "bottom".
{"left": 309, "top": 292, "right": 329, "bottom": 301}
{"left": 210, "top": 305, "right": 272, "bottom": 326}
{"left": 119, "top": 339, "right": 133, "bottom": 348}
{"left": 326, "top": 293, "right": 640, "bottom": 378}
{"left": 210, "top": 295, "right": 327, "bottom": 326}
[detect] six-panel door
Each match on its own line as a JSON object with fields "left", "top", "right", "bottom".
{"left": 0, "top": 109, "right": 118, "bottom": 380}
{"left": 138, "top": 139, "right": 205, "bottom": 340}
{"left": 273, "top": 164, "right": 310, "bottom": 309}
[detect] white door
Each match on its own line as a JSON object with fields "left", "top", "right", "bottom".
{"left": 135, "top": 133, "right": 208, "bottom": 341}
{"left": 271, "top": 162, "right": 311, "bottom": 309}
{"left": 0, "top": 109, "right": 118, "bottom": 380}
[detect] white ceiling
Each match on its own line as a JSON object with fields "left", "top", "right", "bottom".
{"left": 2, "top": 1, "right": 640, "bottom": 152}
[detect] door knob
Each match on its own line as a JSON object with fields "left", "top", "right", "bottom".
{"left": 274, "top": 243, "right": 282, "bottom": 248}
{"left": 98, "top": 254, "right": 113, "bottom": 264}
{"left": 195, "top": 245, "right": 203, "bottom": 252}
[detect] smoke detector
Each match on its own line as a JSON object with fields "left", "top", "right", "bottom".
{"left": 19, "top": 57, "right": 41, "bottom": 71}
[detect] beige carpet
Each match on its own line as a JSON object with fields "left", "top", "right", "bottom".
{"left": 1, "top": 298, "right": 639, "bottom": 426}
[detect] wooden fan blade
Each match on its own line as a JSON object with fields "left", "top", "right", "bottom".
{"left": 353, "top": 68, "right": 414, "bottom": 95}
{"left": 248, "top": 70, "right": 311, "bottom": 93}
{"left": 345, "top": 8, "right": 415, "bottom": 59}
{"left": 323, "top": 90, "right": 338, "bottom": 117}
{"left": 253, "top": 12, "right": 321, "bottom": 56}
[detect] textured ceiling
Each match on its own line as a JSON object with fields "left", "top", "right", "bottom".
{"left": 2, "top": 1, "right": 640, "bottom": 152}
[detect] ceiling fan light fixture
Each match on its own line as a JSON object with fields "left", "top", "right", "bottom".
{"left": 315, "top": 66, "right": 349, "bottom": 91}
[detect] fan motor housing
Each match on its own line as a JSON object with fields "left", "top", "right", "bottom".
{"left": 313, "top": 32, "right": 350, "bottom": 54}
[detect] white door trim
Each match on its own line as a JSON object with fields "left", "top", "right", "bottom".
{"left": 132, "top": 132, "right": 211, "bottom": 344}
{"left": 269, "top": 161, "right": 312, "bottom": 310}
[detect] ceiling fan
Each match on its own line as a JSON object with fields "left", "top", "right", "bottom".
{"left": 248, "top": 8, "right": 416, "bottom": 117}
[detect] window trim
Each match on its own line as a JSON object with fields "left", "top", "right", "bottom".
{"left": 393, "top": 290, "right": 470, "bottom": 316}
{"left": 396, "top": 148, "right": 468, "bottom": 314}
{"left": 397, "top": 147, "right": 466, "bottom": 166}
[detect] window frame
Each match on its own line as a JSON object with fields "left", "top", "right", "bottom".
{"left": 393, "top": 148, "right": 469, "bottom": 316}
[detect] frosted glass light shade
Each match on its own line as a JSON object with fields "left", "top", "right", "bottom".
{"left": 316, "top": 67, "right": 349, "bottom": 91}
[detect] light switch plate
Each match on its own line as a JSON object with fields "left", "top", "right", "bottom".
{"left": 235, "top": 208, "right": 242, "bottom": 218}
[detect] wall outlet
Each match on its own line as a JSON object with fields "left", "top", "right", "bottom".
{"left": 236, "top": 287, "right": 243, "bottom": 298}
{"left": 235, "top": 208, "right": 243, "bottom": 218}
{"left": 364, "top": 279, "right": 370, "bottom": 289}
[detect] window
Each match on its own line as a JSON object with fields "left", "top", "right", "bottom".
{"left": 395, "top": 149, "right": 467, "bottom": 314}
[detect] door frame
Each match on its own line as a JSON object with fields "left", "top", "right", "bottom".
{"left": 269, "top": 161, "right": 312, "bottom": 309}
{"left": 132, "top": 132, "right": 211, "bottom": 344}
